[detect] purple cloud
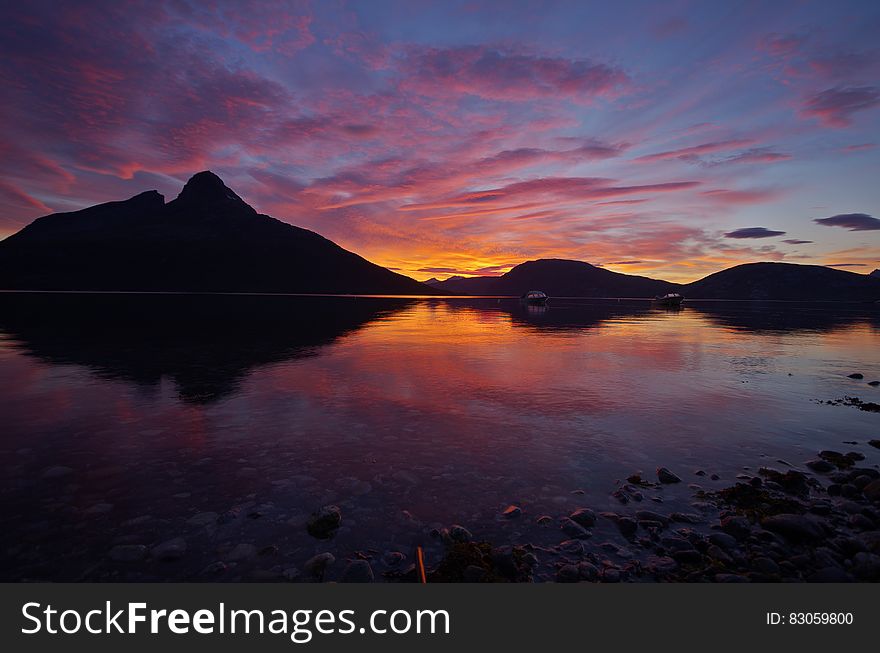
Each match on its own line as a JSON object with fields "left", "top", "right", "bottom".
{"left": 802, "top": 86, "right": 880, "bottom": 127}
{"left": 814, "top": 213, "right": 880, "bottom": 231}
{"left": 724, "top": 227, "right": 787, "bottom": 239}
{"left": 782, "top": 239, "right": 813, "bottom": 244}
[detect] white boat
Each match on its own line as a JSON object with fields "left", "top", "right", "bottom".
{"left": 521, "top": 290, "right": 549, "bottom": 305}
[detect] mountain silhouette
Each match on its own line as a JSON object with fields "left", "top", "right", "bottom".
{"left": 871, "top": 269, "right": 879, "bottom": 278}
{"left": 429, "top": 259, "right": 678, "bottom": 297}
{"left": 681, "top": 262, "right": 880, "bottom": 301}
{"left": 0, "top": 292, "right": 413, "bottom": 404}
{"left": 0, "top": 171, "right": 442, "bottom": 295}
{"left": 429, "top": 259, "right": 880, "bottom": 301}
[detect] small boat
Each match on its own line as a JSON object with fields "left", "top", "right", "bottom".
{"left": 521, "top": 290, "right": 549, "bottom": 305}
{"left": 654, "top": 292, "right": 684, "bottom": 307}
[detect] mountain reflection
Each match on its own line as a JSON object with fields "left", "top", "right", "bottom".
{"left": 490, "top": 298, "right": 878, "bottom": 334}
{"left": 0, "top": 293, "right": 413, "bottom": 404}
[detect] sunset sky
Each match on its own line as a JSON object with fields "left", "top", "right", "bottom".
{"left": 1, "top": 0, "right": 878, "bottom": 282}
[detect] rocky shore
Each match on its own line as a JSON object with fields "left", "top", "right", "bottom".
{"left": 386, "top": 441, "right": 880, "bottom": 583}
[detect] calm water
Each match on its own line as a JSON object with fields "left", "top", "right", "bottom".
{"left": 1, "top": 293, "right": 879, "bottom": 581}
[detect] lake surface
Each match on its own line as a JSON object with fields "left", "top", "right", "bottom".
{"left": 1, "top": 293, "right": 879, "bottom": 581}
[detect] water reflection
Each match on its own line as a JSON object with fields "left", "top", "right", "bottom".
{"left": 0, "top": 294, "right": 878, "bottom": 582}
{"left": 0, "top": 293, "right": 413, "bottom": 404}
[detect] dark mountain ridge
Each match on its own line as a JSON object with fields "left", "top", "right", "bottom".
{"left": 429, "top": 259, "right": 880, "bottom": 301}
{"left": 0, "top": 171, "right": 442, "bottom": 295}
{"left": 431, "top": 259, "right": 679, "bottom": 297}
{"left": 681, "top": 262, "right": 880, "bottom": 301}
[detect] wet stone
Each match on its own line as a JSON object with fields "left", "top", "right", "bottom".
{"left": 306, "top": 505, "right": 342, "bottom": 539}
{"left": 226, "top": 543, "right": 257, "bottom": 562}
{"left": 578, "top": 562, "right": 599, "bottom": 581}
{"left": 760, "top": 514, "right": 824, "bottom": 543}
{"left": 41, "top": 466, "right": 73, "bottom": 479}
{"left": 449, "top": 524, "right": 473, "bottom": 542}
{"left": 305, "top": 553, "right": 335, "bottom": 577}
{"left": 187, "top": 512, "right": 219, "bottom": 527}
{"left": 383, "top": 551, "right": 405, "bottom": 567}
{"left": 560, "top": 518, "right": 589, "bottom": 539}
{"left": 463, "top": 565, "right": 486, "bottom": 582}
{"left": 341, "top": 560, "right": 374, "bottom": 583}
{"left": 501, "top": 505, "right": 522, "bottom": 519}
{"left": 657, "top": 467, "right": 682, "bottom": 484}
{"left": 108, "top": 544, "right": 147, "bottom": 562}
{"left": 151, "top": 537, "right": 187, "bottom": 561}
{"left": 616, "top": 517, "right": 638, "bottom": 537}
{"left": 569, "top": 508, "right": 597, "bottom": 527}
{"left": 720, "top": 516, "right": 751, "bottom": 540}
{"left": 557, "top": 564, "right": 580, "bottom": 583}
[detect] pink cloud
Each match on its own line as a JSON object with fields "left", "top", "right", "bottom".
{"left": 801, "top": 86, "right": 880, "bottom": 127}
{"left": 635, "top": 139, "right": 754, "bottom": 163}
{"left": 397, "top": 46, "right": 630, "bottom": 103}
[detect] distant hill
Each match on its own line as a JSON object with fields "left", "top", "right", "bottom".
{"left": 681, "top": 262, "right": 880, "bottom": 301}
{"left": 429, "top": 259, "right": 679, "bottom": 297}
{"left": 871, "top": 269, "right": 879, "bottom": 278}
{"left": 429, "top": 259, "right": 880, "bottom": 301}
{"left": 0, "top": 171, "right": 442, "bottom": 295}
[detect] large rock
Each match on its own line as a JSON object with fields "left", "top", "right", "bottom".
{"left": 760, "top": 514, "right": 824, "bottom": 542}
{"left": 656, "top": 467, "right": 682, "bottom": 484}
{"left": 307, "top": 505, "right": 341, "bottom": 539}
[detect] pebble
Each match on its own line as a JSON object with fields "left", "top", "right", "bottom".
{"left": 306, "top": 506, "right": 342, "bottom": 539}
{"left": 187, "top": 512, "right": 219, "bottom": 527}
{"left": 304, "top": 553, "right": 335, "bottom": 577}
{"left": 706, "top": 545, "right": 732, "bottom": 565}
{"left": 557, "top": 564, "right": 580, "bottom": 583}
{"left": 341, "top": 560, "right": 374, "bottom": 583}
{"left": 383, "top": 551, "right": 405, "bottom": 567}
{"left": 41, "top": 466, "right": 73, "bottom": 479}
{"left": 449, "top": 524, "right": 473, "bottom": 542}
{"left": 501, "top": 505, "right": 522, "bottom": 519}
{"left": 657, "top": 467, "right": 682, "bottom": 484}
{"left": 569, "top": 508, "right": 597, "bottom": 527}
{"left": 578, "top": 562, "right": 599, "bottom": 581}
{"left": 151, "top": 537, "right": 187, "bottom": 561}
{"left": 560, "top": 518, "right": 589, "bottom": 539}
{"left": 806, "top": 459, "right": 835, "bottom": 473}
{"left": 635, "top": 510, "right": 669, "bottom": 525}
{"left": 714, "top": 573, "right": 748, "bottom": 583}
{"left": 863, "top": 479, "right": 880, "bottom": 502}
{"left": 463, "top": 565, "right": 486, "bottom": 582}
{"left": 200, "top": 562, "right": 228, "bottom": 576}
{"left": 85, "top": 503, "right": 113, "bottom": 515}
{"left": 708, "top": 532, "right": 739, "bottom": 550}
{"left": 282, "top": 567, "right": 301, "bottom": 580}
{"left": 602, "top": 568, "right": 621, "bottom": 583}
{"left": 108, "top": 545, "right": 147, "bottom": 562}
{"left": 761, "top": 514, "right": 824, "bottom": 542}
{"left": 720, "top": 515, "right": 751, "bottom": 539}
{"left": 225, "top": 543, "right": 257, "bottom": 563}
{"left": 616, "top": 517, "right": 638, "bottom": 537}
{"left": 752, "top": 557, "right": 779, "bottom": 575}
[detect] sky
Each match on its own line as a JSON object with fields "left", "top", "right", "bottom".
{"left": 1, "top": 0, "right": 879, "bottom": 283}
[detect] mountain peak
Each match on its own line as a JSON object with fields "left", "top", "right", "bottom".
{"left": 174, "top": 171, "right": 251, "bottom": 210}
{"left": 871, "top": 269, "right": 879, "bottom": 278}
